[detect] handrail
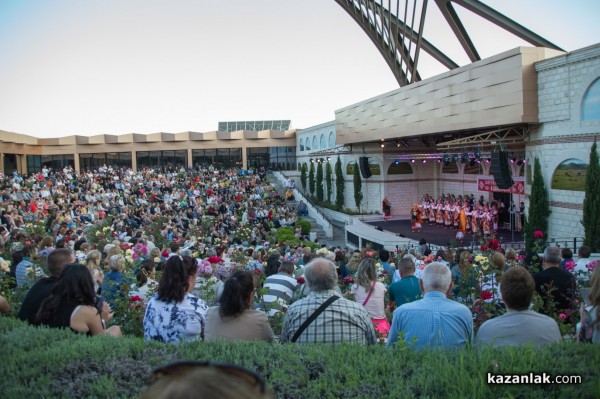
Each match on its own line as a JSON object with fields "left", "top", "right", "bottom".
{"left": 274, "top": 172, "right": 332, "bottom": 229}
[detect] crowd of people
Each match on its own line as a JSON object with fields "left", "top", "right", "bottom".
{"left": 0, "top": 164, "right": 598, "bottom": 354}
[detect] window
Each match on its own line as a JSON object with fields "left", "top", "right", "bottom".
{"left": 442, "top": 162, "right": 459, "bottom": 174}
{"left": 320, "top": 134, "right": 326, "bottom": 149}
{"left": 387, "top": 162, "right": 413, "bottom": 175}
{"left": 551, "top": 158, "right": 588, "bottom": 191}
{"left": 299, "top": 138, "right": 304, "bottom": 151}
{"left": 582, "top": 78, "right": 600, "bottom": 121}
{"left": 328, "top": 132, "right": 335, "bottom": 147}
{"left": 312, "top": 135, "right": 318, "bottom": 150}
{"left": 463, "top": 161, "right": 482, "bottom": 175}
{"left": 305, "top": 137, "right": 311, "bottom": 151}
{"left": 368, "top": 160, "right": 381, "bottom": 175}
{"left": 346, "top": 161, "right": 357, "bottom": 175}
{"left": 26, "top": 155, "right": 41, "bottom": 175}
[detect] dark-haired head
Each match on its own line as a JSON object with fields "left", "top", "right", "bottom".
{"left": 35, "top": 264, "right": 97, "bottom": 325}
{"left": 219, "top": 271, "right": 254, "bottom": 319}
{"left": 47, "top": 248, "right": 75, "bottom": 278}
{"left": 137, "top": 259, "right": 156, "bottom": 286}
{"left": 157, "top": 256, "right": 197, "bottom": 303}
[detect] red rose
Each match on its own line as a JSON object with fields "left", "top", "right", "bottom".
{"left": 130, "top": 295, "right": 144, "bottom": 302}
{"left": 296, "top": 276, "right": 305, "bottom": 284}
{"left": 488, "top": 239, "right": 500, "bottom": 251}
{"left": 343, "top": 276, "right": 355, "bottom": 285}
{"left": 480, "top": 291, "right": 493, "bottom": 300}
{"left": 480, "top": 245, "right": 489, "bottom": 252}
{"left": 533, "top": 230, "right": 544, "bottom": 239}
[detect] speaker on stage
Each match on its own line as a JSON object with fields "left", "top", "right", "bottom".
{"left": 490, "top": 151, "right": 514, "bottom": 189}
{"left": 359, "top": 156, "right": 372, "bottom": 179}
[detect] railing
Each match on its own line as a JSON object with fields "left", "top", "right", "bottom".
{"left": 271, "top": 172, "right": 333, "bottom": 238}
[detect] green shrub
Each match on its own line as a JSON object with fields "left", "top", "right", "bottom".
{"left": 1, "top": 317, "right": 599, "bottom": 399}
{"left": 297, "top": 219, "right": 311, "bottom": 235}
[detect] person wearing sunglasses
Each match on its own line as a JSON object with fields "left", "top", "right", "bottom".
{"left": 143, "top": 256, "right": 207, "bottom": 344}
{"left": 204, "top": 270, "right": 275, "bottom": 342}
{"left": 141, "top": 360, "right": 272, "bottom": 399}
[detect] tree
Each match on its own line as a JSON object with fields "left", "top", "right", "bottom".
{"left": 524, "top": 157, "right": 551, "bottom": 251}
{"left": 300, "top": 163, "right": 307, "bottom": 191}
{"left": 316, "top": 162, "right": 324, "bottom": 202}
{"left": 325, "top": 161, "right": 333, "bottom": 204}
{"left": 583, "top": 140, "right": 600, "bottom": 252}
{"left": 353, "top": 163, "right": 363, "bottom": 211}
{"left": 335, "top": 156, "right": 344, "bottom": 210}
{"left": 309, "top": 162, "right": 315, "bottom": 196}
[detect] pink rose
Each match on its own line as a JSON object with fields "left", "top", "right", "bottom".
{"left": 559, "top": 313, "right": 568, "bottom": 321}
{"left": 534, "top": 230, "right": 544, "bottom": 239}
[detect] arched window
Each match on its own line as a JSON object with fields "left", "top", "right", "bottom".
{"left": 305, "top": 137, "right": 311, "bottom": 151}
{"left": 346, "top": 161, "right": 357, "bottom": 175}
{"left": 299, "top": 138, "right": 304, "bottom": 151}
{"left": 320, "top": 134, "right": 326, "bottom": 149}
{"left": 582, "top": 78, "right": 600, "bottom": 121}
{"left": 312, "top": 136, "right": 318, "bottom": 150}
{"left": 368, "top": 160, "right": 381, "bottom": 175}
{"left": 463, "top": 161, "right": 482, "bottom": 175}
{"left": 442, "top": 162, "right": 459, "bottom": 174}
{"left": 328, "top": 132, "right": 335, "bottom": 147}
{"left": 551, "top": 158, "right": 588, "bottom": 191}
{"left": 387, "top": 162, "right": 413, "bottom": 175}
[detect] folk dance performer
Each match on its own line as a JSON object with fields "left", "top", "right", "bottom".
{"left": 443, "top": 201, "right": 452, "bottom": 228}
{"left": 436, "top": 200, "right": 444, "bottom": 225}
{"left": 382, "top": 197, "right": 391, "bottom": 222}
{"left": 456, "top": 205, "right": 467, "bottom": 242}
{"left": 429, "top": 200, "right": 437, "bottom": 224}
{"left": 410, "top": 203, "right": 423, "bottom": 232}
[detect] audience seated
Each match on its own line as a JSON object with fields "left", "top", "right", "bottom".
{"left": 534, "top": 246, "right": 576, "bottom": 317}
{"left": 18, "top": 248, "right": 75, "bottom": 324}
{"left": 281, "top": 258, "right": 376, "bottom": 344}
{"left": 476, "top": 266, "right": 561, "bottom": 347}
{"left": 387, "top": 262, "right": 473, "bottom": 349}
{"left": 205, "top": 271, "right": 274, "bottom": 342}
{"left": 144, "top": 256, "right": 207, "bottom": 344}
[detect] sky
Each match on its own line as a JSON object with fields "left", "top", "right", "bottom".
{"left": 0, "top": 0, "right": 599, "bottom": 138}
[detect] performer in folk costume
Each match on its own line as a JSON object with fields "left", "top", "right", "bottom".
{"left": 443, "top": 201, "right": 452, "bottom": 228}
{"left": 452, "top": 202, "right": 459, "bottom": 228}
{"left": 471, "top": 206, "right": 479, "bottom": 234}
{"left": 464, "top": 205, "right": 472, "bottom": 231}
{"left": 410, "top": 203, "right": 422, "bottom": 232}
{"left": 420, "top": 197, "right": 429, "bottom": 223}
{"left": 491, "top": 204, "right": 499, "bottom": 231}
{"left": 436, "top": 200, "right": 444, "bottom": 225}
{"left": 456, "top": 205, "right": 467, "bottom": 242}
{"left": 429, "top": 200, "right": 437, "bottom": 224}
{"left": 482, "top": 206, "right": 492, "bottom": 236}
{"left": 382, "top": 197, "right": 391, "bottom": 221}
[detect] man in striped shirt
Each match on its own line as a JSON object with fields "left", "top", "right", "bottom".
{"left": 259, "top": 261, "right": 298, "bottom": 315}
{"left": 281, "top": 258, "right": 377, "bottom": 345}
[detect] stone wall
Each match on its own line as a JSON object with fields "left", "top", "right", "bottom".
{"left": 529, "top": 44, "right": 600, "bottom": 239}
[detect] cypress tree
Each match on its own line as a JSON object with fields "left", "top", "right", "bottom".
{"left": 353, "top": 162, "right": 363, "bottom": 211}
{"left": 325, "top": 161, "right": 333, "bottom": 204}
{"left": 335, "top": 156, "right": 344, "bottom": 210}
{"left": 524, "top": 157, "right": 551, "bottom": 251}
{"left": 309, "top": 162, "right": 315, "bottom": 196}
{"left": 583, "top": 140, "right": 600, "bottom": 251}
{"left": 300, "top": 162, "right": 307, "bottom": 192}
{"left": 316, "top": 162, "right": 324, "bottom": 202}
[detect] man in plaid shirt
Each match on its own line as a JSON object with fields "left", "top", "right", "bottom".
{"left": 281, "top": 258, "right": 377, "bottom": 344}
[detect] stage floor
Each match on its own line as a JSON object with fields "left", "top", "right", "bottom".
{"left": 366, "top": 219, "right": 524, "bottom": 247}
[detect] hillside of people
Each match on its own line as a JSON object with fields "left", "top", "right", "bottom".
{"left": 0, "top": 165, "right": 599, "bottom": 398}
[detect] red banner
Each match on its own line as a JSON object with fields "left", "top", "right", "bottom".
{"left": 477, "top": 178, "right": 525, "bottom": 195}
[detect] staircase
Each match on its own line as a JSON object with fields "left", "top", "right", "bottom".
{"left": 267, "top": 173, "right": 344, "bottom": 247}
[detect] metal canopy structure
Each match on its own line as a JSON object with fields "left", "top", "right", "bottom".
{"left": 334, "top": 0, "right": 564, "bottom": 86}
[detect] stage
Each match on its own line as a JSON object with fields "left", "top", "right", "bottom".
{"left": 366, "top": 218, "right": 524, "bottom": 247}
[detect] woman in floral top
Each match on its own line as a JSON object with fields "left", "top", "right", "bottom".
{"left": 143, "top": 256, "right": 207, "bottom": 344}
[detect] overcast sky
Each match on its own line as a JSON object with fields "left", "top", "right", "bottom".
{"left": 0, "top": 0, "right": 598, "bottom": 138}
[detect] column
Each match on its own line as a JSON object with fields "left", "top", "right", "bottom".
{"left": 131, "top": 150, "right": 137, "bottom": 172}
{"left": 242, "top": 146, "right": 248, "bottom": 170}
{"left": 187, "top": 148, "right": 192, "bottom": 169}
{"left": 73, "top": 153, "right": 80, "bottom": 174}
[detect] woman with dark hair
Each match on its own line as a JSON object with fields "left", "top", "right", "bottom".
{"left": 131, "top": 259, "right": 157, "bottom": 301}
{"left": 35, "top": 264, "right": 121, "bottom": 336}
{"left": 204, "top": 271, "right": 274, "bottom": 342}
{"left": 143, "top": 256, "right": 207, "bottom": 344}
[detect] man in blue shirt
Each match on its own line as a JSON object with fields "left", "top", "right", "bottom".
{"left": 387, "top": 262, "right": 473, "bottom": 349}
{"left": 388, "top": 258, "right": 422, "bottom": 311}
